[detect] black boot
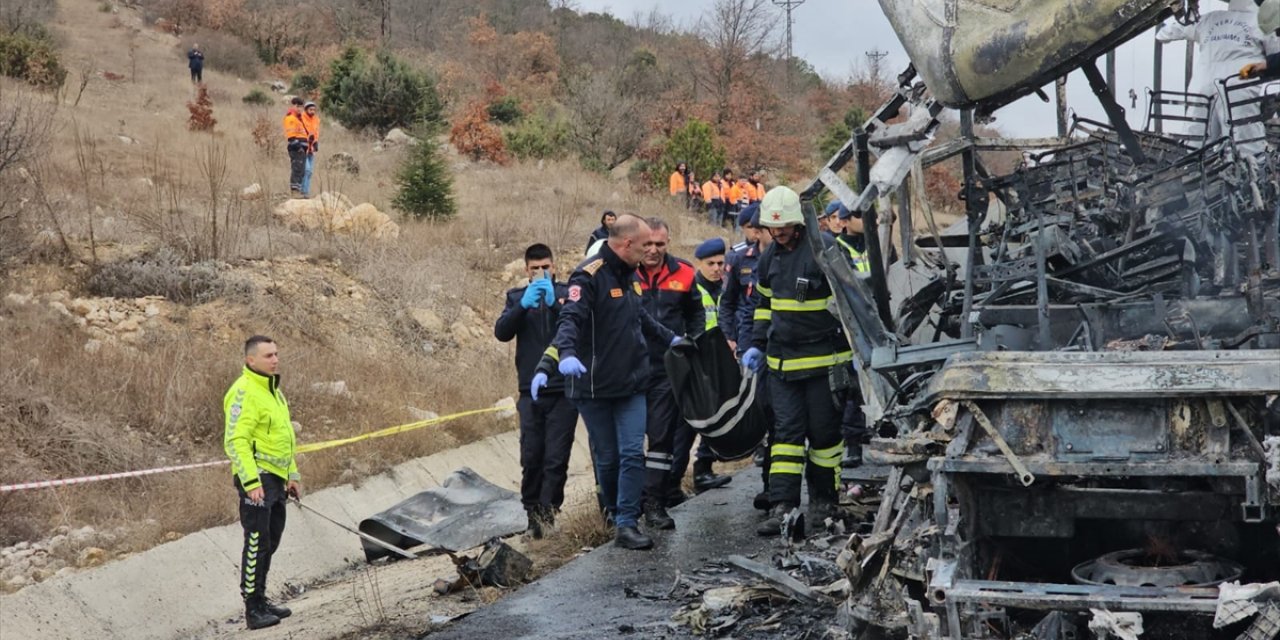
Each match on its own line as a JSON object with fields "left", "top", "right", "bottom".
{"left": 753, "top": 491, "right": 771, "bottom": 511}
{"left": 666, "top": 487, "right": 690, "bottom": 507}
{"left": 245, "top": 597, "right": 281, "bottom": 630}
{"left": 643, "top": 498, "right": 675, "bottom": 530}
{"left": 263, "top": 599, "right": 292, "bottom": 619}
{"left": 756, "top": 503, "right": 794, "bottom": 537}
{"left": 615, "top": 525, "right": 654, "bottom": 550}
{"left": 841, "top": 442, "right": 863, "bottom": 469}
{"left": 809, "top": 500, "right": 836, "bottom": 526}
{"left": 526, "top": 508, "right": 545, "bottom": 539}
{"left": 693, "top": 471, "right": 732, "bottom": 493}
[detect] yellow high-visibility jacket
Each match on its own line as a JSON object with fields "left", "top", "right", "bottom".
{"left": 223, "top": 366, "right": 298, "bottom": 491}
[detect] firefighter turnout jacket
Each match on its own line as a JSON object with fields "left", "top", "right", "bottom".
{"left": 496, "top": 280, "right": 571, "bottom": 395}
{"left": 751, "top": 231, "right": 852, "bottom": 379}
{"left": 637, "top": 254, "right": 704, "bottom": 366}
{"left": 538, "top": 243, "right": 676, "bottom": 399}
{"left": 224, "top": 366, "right": 299, "bottom": 491}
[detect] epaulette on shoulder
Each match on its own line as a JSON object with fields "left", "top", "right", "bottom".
{"left": 582, "top": 258, "right": 605, "bottom": 276}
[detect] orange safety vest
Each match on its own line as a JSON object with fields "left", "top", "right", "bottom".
{"left": 747, "top": 181, "right": 765, "bottom": 202}
{"left": 669, "top": 172, "right": 687, "bottom": 195}
{"left": 702, "top": 180, "right": 722, "bottom": 203}
{"left": 282, "top": 109, "right": 308, "bottom": 141}
{"left": 723, "top": 183, "right": 741, "bottom": 205}
{"left": 301, "top": 112, "right": 320, "bottom": 145}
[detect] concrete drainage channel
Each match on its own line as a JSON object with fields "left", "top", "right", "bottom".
{"left": 0, "top": 424, "right": 595, "bottom": 640}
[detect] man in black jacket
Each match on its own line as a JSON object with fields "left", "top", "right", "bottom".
{"left": 636, "top": 218, "right": 704, "bottom": 530}
{"left": 743, "top": 186, "right": 851, "bottom": 537}
{"left": 495, "top": 243, "right": 577, "bottom": 539}
{"left": 584, "top": 210, "right": 617, "bottom": 255}
{"left": 533, "top": 214, "right": 680, "bottom": 550}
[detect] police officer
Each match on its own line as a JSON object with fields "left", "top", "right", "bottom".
{"left": 532, "top": 214, "right": 680, "bottom": 550}
{"left": 743, "top": 187, "right": 852, "bottom": 536}
{"left": 224, "top": 335, "right": 299, "bottom": 630}
{"left": 719, "top": 203, "right": 774, "bottom": 510}
{"left": 495, "top": 243, "right": 578, "bottom": 539}
{"left": 635, "top": 217, "right": 704, "bottom": 529}
{"left": 681, "top": 237, "right": 734, "bottom": 494}
{"left": 829, "top": 201, "right": 872, "bottom": 467}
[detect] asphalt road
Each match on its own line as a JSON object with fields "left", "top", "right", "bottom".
{"left": 424, "top": 470, "right": 773, "bottom": 640}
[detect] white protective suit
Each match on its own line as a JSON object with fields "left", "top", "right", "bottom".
{"left": 1156, "top": 0, "right": 1280, "bottom": 156}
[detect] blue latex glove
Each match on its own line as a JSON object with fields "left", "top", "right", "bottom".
{"left": 558, "top": 356, "right": 587, "bottom": 377}
{"left": 520, "top": 284, "right": 542, "bottom": 309}
{"left": 540, "top": 279, "right": 556, "bottom": 305}
{"left": 742, "top": 347, "right": 764, "bottom": 373}
{"left": 530, "top": 372, "right": 548, "bottom": 401}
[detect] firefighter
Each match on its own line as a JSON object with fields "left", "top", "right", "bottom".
{"left": 743, "top": 186, "right": 851, "bottom": 536}
{"left": 282, "top": 98, "right": 309, "bottom": 198}
{"left": 224, "top": 335, "right": 299, "bottom": 630}
{"left": 635, "top": 217, "right": 705, "bottom": 529}
{"left": 532, "top": 214, "right": 680, "bottom": 550}
{"left": 495, "top": 243, "right": 578, "bottom": 539}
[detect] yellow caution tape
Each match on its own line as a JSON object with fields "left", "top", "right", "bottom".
{"left": 295, "top": 406, "right": 506, "bottom": 454}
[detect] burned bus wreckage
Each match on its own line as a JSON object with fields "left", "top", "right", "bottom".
{"left": 800, "top": 1, "right": 1280, "bottom": 638}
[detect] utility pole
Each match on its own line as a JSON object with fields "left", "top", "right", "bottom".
{"left": 866, "top": 48, "right": 889, "bottom": 82}
{"left": 772, "top": 0, "right": 806, "bottom": 89}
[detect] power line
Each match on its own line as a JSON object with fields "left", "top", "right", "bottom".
{"left": 866, "top": 48, "right": 889, "bottom": 80}
{"left": 772, "top": 0, "right": 806, "bottom": 88}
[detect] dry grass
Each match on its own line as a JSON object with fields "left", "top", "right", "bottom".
{"left": 0, "top": 0, "right": 739, "bottom": 568}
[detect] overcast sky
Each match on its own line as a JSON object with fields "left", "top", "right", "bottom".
{"left": 575, "top": 0, "right": 1199, "bottom": 139}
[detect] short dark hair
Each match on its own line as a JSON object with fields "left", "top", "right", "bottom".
{"left": 524, "top": 243, "right": 553, "bottom": 263}
{"left": 244, "top": 335, "right": 275, "bottom": 356}
{"left": 290, "top": 97, "right": 304, "bottom": 107}
{"left": 600, "top": 210, "right": 616, "bottom": 225}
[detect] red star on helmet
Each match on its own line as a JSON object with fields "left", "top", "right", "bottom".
{"left": 771, "top": 212, "right": 781, "bottom": 220}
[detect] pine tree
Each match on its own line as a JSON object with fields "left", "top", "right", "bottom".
{"left": 392, "top": 138, "right": 456, "bottom": 220}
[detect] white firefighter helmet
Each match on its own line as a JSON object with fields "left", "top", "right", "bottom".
{"left": 759, "top": 186, "right": 804, "bottom": 227}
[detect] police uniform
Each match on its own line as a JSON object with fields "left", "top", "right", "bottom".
{"left": 224, "top": 365, "right": 297, "bottom": 625}
{"left": 495, "top": 278, "right": 578, "bottom": 531}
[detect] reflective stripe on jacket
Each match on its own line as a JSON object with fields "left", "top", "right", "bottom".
{"left": 836, "top": 235, "right": 872, "bottom": 273}
{"left": 750, "top": 230, "right": 850, "bottom": 379}
{"left": 223, "top": 366, "right": 298, "bottom": 490}
{"left": 696, "top": 277, "right": 721, "bottom": 331}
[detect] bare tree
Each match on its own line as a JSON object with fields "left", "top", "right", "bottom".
{"left": 564, "top": 71, "right": 647, "bottom": 171}
{"left": 697, "top": 0, "right": 777, "bottom": 125}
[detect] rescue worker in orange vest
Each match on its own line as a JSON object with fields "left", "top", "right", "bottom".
{"left": 669, "top": 162, "right": 689, "bottom": 208}
{"left": 300, "top": 102, "right": 320, "bottom": 198}
{"left": 722, "top": 169, "right": 740, "bottom": 222}
{"left": 702, "top": 172, "right": 725, "bottom": 227}
{"left": 686, "top": 169, "right": 703, "bottom": 213}
{"left": 282, "top": 97, "right": 309, "bottom": 198}
{"left": 747, "top": 171, "right": 766, "bottom": 203}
